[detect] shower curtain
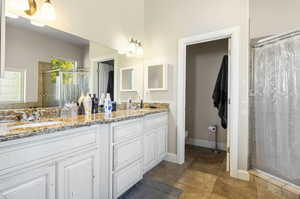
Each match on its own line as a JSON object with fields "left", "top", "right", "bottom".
{"left": 253, "top": 34, "right": 300, "bottom": 185}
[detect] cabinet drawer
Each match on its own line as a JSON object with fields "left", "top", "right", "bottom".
{"left": 144, "top": 113, "right": 168, "bottom": 130}
{"left": 0, "top": 126, "right": 98, "bottom": 173}
{"left": 113, "top": 159, "right": 143, "bottom": 198}
{"left": 113, "top": 137, "right": 143, "bottom": 171}
{"left": 112, "top": 119, "right": 142, "bottom": 143}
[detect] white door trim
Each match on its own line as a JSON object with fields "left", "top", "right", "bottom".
{"left": 91, "top": 55, "right": 118, "bottom": 102}
{"left": 177, "top": 27, "right": 240, "bottom": 178}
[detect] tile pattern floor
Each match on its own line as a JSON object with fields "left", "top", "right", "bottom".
{"left": 145, "top": 145, "right": 283, "bottom": 199}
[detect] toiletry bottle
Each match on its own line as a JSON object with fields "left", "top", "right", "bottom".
{"left": 104, "top": 94, "right": 112, "bottom": 119}
{"left": 83, "top": 94, "right": 92, "bottom": 114}
{"left": 92, "top": 94, "right": 99, "bottom": 113}
{"left": 99, "top": 93, "right": 105, "bottom": 112}
{"left": 127, "top": 98, "right": 132, "bottom": 110}
{"left": 78, "top": 93, "right": 85, "bottom": 115}
{"left": 140, "top": 99, "right": 144, "bottom": 109}
{"left": 104, "top": 93, "right": 112, "bottom": 113}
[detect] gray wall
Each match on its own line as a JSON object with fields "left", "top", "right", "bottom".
{"left": 5, "top": 24, "right": 85, "bottom": 102}
{"left": 186, "top": 39, "right": 228, "bottom": 148}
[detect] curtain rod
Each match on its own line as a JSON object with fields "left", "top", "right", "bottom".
{"left": 253, "top": 30, "right": 300, "bottom": 48}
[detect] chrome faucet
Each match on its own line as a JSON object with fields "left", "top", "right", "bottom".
{"left": 21, "top": 111, "right": 41, "bottom": 122}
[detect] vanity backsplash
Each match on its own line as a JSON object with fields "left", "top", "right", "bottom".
{"left": 0, "top": 103, "right": 169, "bottom": 121}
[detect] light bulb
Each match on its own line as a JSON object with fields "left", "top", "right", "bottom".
{"left": 127, "top": 39, "right": 137, "bottom": 54}
{"left": 136, "top": 42, "right": 144, "bottom": 56}
{"left": 40, "top": 0, "right": 56, "bottom": 21}
{"left": 9, "top": 0, "right": 30, "bottom": 11}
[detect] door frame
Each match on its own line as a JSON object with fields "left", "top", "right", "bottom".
{"left": 91, "top": 55, "right": 118, "bottom": 102}
{"left": 177, "top": 27, "right": 240, "bottom": 178}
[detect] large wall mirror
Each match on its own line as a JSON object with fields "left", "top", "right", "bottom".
{"left": 0, "top": 12, "right": 120, "bottom": 109}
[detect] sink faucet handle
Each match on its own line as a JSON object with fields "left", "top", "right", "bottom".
{"left": 21, "top": 112, "right": 28, "bottom": 121}
{"left": 33, "top": 111, "right": 41, "bottom": 121}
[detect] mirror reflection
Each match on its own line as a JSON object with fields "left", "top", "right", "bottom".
{"left": 1, "top": 15, "right": 119, "bottom": 109}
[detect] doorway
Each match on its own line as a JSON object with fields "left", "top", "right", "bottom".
{"left": 185, "top": 38, "right": 229, "bottom": 173}
{"left": 177, "top": 27, "right": 241, "bottom": 179}
{"left": 96, "top": 59, "right": 115, "bottom": 100}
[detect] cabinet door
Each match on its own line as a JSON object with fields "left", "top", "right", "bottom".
{"left": 113, "top": 159, "right": 143, "bottom": 199}
{"left": 157, "top": 126, "right": 167, "bottom": 161}
{"left": 57, "top": 150, "right": 99, "bottom": 199}
{"left": 144, "top": 130, "right": 157, "bottom": 172}
{"left": 0, "top": 165, "right": 55, "bottom": 199}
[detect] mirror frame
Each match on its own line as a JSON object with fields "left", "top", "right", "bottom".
{"left": 145, "top": 63, "right": 168, "bottom": 91}
{"left": 120, "top": 66, "right": 136, "bottom": 92}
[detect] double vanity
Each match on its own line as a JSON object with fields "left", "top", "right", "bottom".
{"left": 0, "top": 108, "right": 168, "bottom": 199}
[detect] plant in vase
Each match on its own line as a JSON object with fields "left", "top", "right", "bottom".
{"left": 50, "top": 58, "right": 74, "bottom": 84}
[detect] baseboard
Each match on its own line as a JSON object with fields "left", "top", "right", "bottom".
{"left": 187, "top": 138, "right": 226, "bottom": 151}
{"left": 164, "top": 153, "right": 178, "bottom": 163}
{"left": 237, "top": 170, "right": 250, "bottom": 181}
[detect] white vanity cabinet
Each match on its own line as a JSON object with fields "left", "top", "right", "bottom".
{"left": 0, "top": 112, "right": 168, "bottom": 199}
{"left": 0, "top": 125, "right": 110, "bottom": 199}
{"left": 111, "top": 119, "right": 144, "bottom": 199}
{"left": 110, "top": 113, "right": 168, "bottom": 198}
{"left": 143, "top": 112, "right": 168, "bottom": 173}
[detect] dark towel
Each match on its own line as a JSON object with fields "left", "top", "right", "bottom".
{"left": 212, "top": 55, "right": 228, "bottom": 129}
{"left": 107, "top": 71, "right": 114, "bottom": 101}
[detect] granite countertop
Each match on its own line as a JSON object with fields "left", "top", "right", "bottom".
{"left": 0, "top": 108, "right": 168, "bottom": 142}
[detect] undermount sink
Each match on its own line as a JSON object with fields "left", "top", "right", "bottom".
{"left": 9, "top": 121, "right": 63, "bottom": 129}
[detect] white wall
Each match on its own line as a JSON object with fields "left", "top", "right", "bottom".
{"left": 186, "top": 39, "right": 228, "bottom": 146}
{"left": 250, "top": 0, "right": 300, "bottom": 38}
{"left": 118, "top": 56, "right": 144, "bottom": 102}
{"left": 5, "top": 24, "right": 85, "bottom": 102}
{"left": 7, "top": 0, "right": 145, "bottom": 54}
{"left": 144, "top": 0, "right": 249, "bottom": 170}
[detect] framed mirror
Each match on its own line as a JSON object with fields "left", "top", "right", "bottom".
{"left": 145, "top": 64, "right": 168, "bottom": 91}
{"left": 120, "top": 67, "right": 135, "bottom": 92}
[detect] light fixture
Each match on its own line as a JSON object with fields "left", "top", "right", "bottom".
{"left": 127, "top": 38, "right": 137, "bottom": 55}
{"left": 127, "top": 38, "right": 143, "bottom": 57}
{"left": 24, "top": 0, "right": 56, "bottom": 21}
{"left": 5, "top": 12, "right": 19, "bottom": 19}
{"left": 40, "top": 0, "right": 56, "bottom": 21}
{"left": 136, "top": 42, "right": 144, "bottom": 56}
{"left": 30, "top": 20, "right": 45, "bottom": 27}
{"left": 9, "top": 0, "right": 30, "bottom": 11}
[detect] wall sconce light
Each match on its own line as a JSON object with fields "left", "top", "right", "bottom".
{"left": 9, "top": 0, "right": 56, "bottom": 21}
{"left": 127, "top": 38, "right": 144, "bottom": 56}
{"left": 136, "top": 42, "right": 144, "bottom": 56}
{"left": 39, "top": 0, "right": 56, "bottom": 21}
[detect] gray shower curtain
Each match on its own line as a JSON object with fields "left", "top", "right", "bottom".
{"left": 253, "top": 34, "right": 300, "bottom": 185}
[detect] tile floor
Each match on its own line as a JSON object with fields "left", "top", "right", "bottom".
{"left": 144, "top": 145, "right": 283, "bottom": 199}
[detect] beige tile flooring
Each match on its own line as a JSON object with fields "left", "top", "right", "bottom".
{"left": 145, "top": 145, "right": 283, "bottom": 199}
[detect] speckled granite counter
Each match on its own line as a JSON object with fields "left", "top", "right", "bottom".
{"left": 0, "top": 108, "right": 168, "bottom": 142}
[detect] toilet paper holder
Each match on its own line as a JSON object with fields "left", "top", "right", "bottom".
{"left": 208, "top": 125, "right": 219, "bottom": 153}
